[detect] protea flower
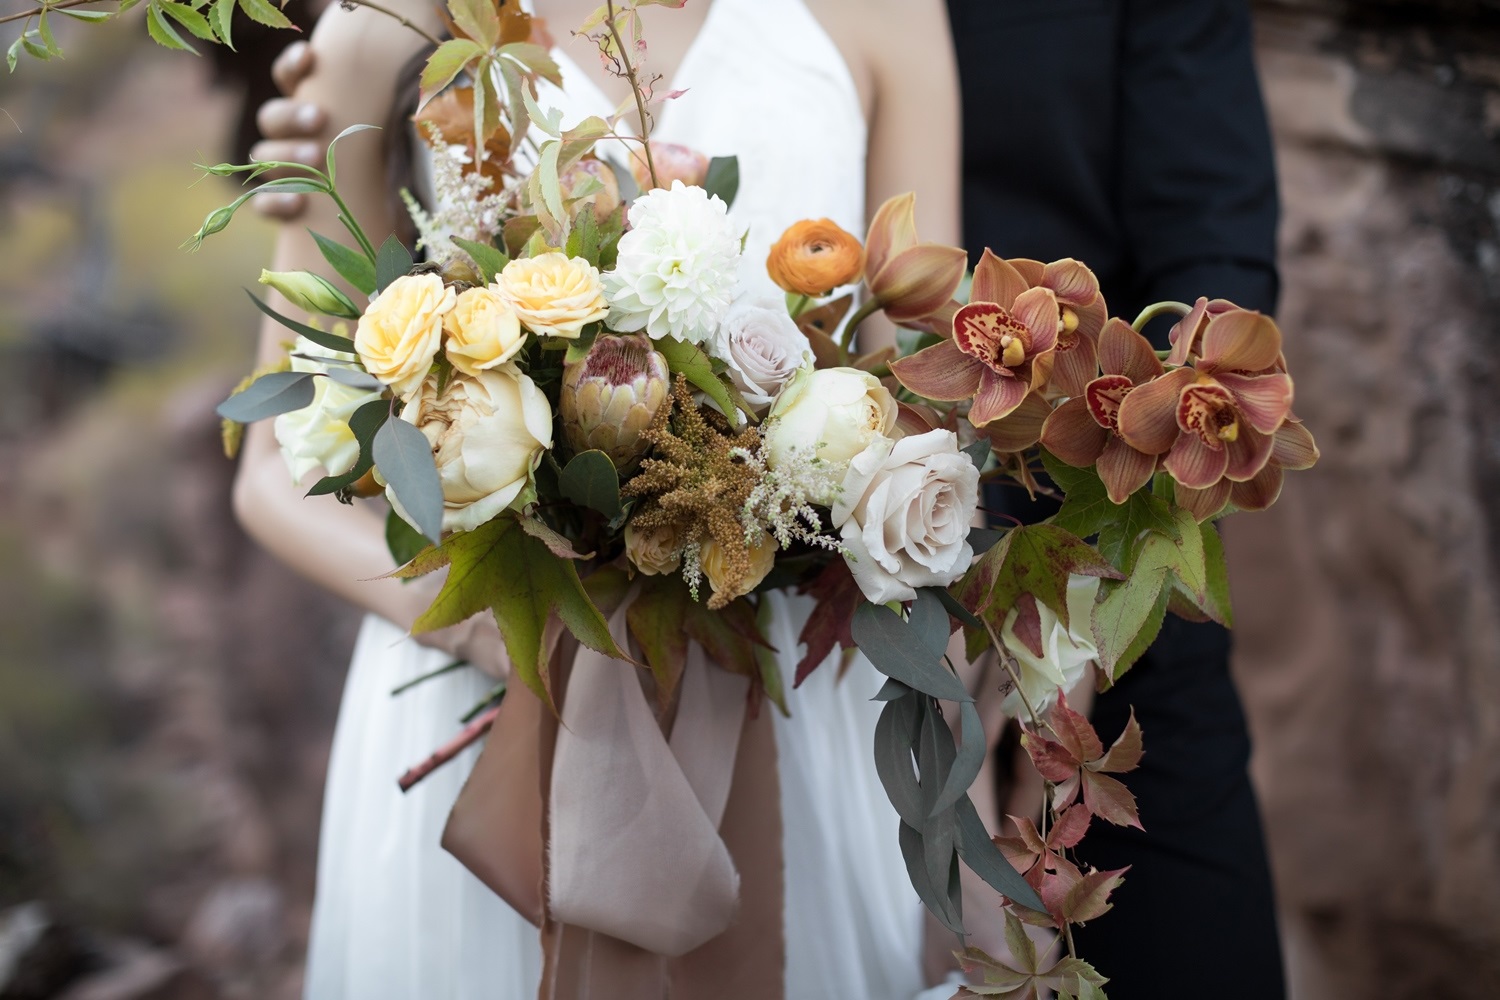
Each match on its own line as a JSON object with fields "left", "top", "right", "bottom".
{"left": 862, "top": 193, "right": 967, "bottom": 324}
{"left": 559, "top": 334, "right": 670, "bottom": 472}
{"left": 1040, "top": 318, "right": 1164, "bottom": 502}
{"left": 1116, "top": 309, "right": 1295, "bottom": 515}
{"left": 889, "top": 249, "right": 1059, "bottom": 425}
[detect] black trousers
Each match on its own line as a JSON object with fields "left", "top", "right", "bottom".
{"left": 1069, "top": 615, "right": 1286, "bottom": 999}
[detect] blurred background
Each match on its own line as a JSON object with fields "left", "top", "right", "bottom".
{"left": 0, "top": 0, "right": 1497, "bottom": 997}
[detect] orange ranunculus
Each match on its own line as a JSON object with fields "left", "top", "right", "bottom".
{"left": 766, "top": 219, "right": 866, "bottom": 296}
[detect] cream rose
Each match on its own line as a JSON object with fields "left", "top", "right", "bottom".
{"left": 496, "top": 252, "right": 609, "bottom": 340}
{"left": 700, "top": 531, "right": 778, "bottom": 604}
{"left": 355, "top": 273, "right": 453, "bottom": 398}
{"left": 763, "top": 366, "right": 898, "bottom": 502}
{"left": 999, "top": 575, "right": 1101, "bottom": 717}
{"left": 831, "top": 429, "right": 980, "bottom": 604}
{"left": 711, "top": 302, "right": 813, "bottom": 412}
{"left": 624, "top": 521, "right": 684, "bottom": 577}
{"left": 274, "top": 335, "right": 382, "bottom": 483}
{"left": 392, "top": 367, "right": 554, "bottom": 534}
{"left": 444, "top": 286, "right": 525, "bottom": 375}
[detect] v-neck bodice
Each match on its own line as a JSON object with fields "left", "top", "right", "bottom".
{"left": 529, "top": 0, "right": 868, "bottom": 305}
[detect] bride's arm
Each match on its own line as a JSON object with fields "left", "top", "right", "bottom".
{"left": 230, "top": 1, "right": 503, "bottom": 662}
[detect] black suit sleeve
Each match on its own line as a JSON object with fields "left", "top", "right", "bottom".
{"left": 1118, "top": 0, "right": 1280, "bottom": 330}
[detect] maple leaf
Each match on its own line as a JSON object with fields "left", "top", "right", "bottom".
{"left": 627, "top": 574, "right": 772, "bottom": 709}
{"left": 955, "top": 524, "right": 1122, "bottom": 660}
{"left": 394, "top": 514, "right": 624, "bottom": 710}
{"left": 992, "top": 811, "right": 1125, "bottom": 929}
{"left": 1021, "top": 691, "right": 1144, "bottom": 830}
{"left": 794, "top": 558, "right": 862, "bottom": 686}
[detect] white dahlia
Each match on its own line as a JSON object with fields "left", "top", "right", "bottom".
{"left": 604, "top": 180, "right": 742, "bottom": 344}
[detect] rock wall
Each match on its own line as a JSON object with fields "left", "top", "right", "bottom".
{"left": 1236, "top": 2, "right": 1500, "bottom": 996}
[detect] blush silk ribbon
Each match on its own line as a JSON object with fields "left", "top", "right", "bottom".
{"left": 442, "top": 602, "right": 785, "bottom": 999}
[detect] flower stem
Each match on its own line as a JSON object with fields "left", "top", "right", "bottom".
{"left": 839, "top": 296, "right": 883, "bottom": 353}
{"left": 0, "top": 0, "right": 97, "bottom": 28}
{"left": 605, "top": 0, "right": 658, "bottom": 189}
{"left": 1130, "top": 300, "right": 1192, "bottom": 333}
{"left": 397, "top": 702, "right": 503, "bottom": 793}
{"left": 339, "top": 0, "right": 443, "bottom": 47}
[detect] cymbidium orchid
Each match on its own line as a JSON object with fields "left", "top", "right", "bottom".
{"left": 1040, "top": 319, "right": 1164, "bottom": 502}
{"left": 1005, "top": 256, "right": 1107, "bottom": 397}
{"left": 860, "top": 193, "right": 967, "bottom": 325}
{"left": 889, "top": 249, "right": 1059, "bottom": 425}
{"left": 1116, "top": 309, "right": 1296, "bottom": 511}
{"left": 1175, "top": 418, "right": 1320, "bottom": 521}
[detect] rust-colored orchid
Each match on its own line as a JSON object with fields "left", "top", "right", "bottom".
{"left": 1004, "top": 256, "right": 1107, "bottom": 397}
{"left": 862, "top": 193, "right": 967, "bottom": 324}
{"left": 889, "top": 250, "right": 1059, "bottom": 425}
{"left": 1116, "top": 309, "right": 1296, "bottom": 513}
{"left": 1174, "top": 418, "right": 1320, "bottom": 521}
{"left": 1040, "top": 319, "right": 1164, "bottom": 502}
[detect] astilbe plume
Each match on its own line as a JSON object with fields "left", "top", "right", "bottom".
{"left": 623, "top": 376, "right": 765, "bottom": 608}
{"left": 401, "top": 125, "right": 515, "bottom": 262}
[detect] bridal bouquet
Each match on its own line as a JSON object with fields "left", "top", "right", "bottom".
{"left": 13, "top": 0, "right": 1318, "bottom": 994}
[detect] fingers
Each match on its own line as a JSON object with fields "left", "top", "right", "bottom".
{"left": 256, "top": 97, "right": 326, "bottom": 145}
{"left": 251, "top": 190, "right": 310, "bottom": 221}
{"left": 271, "top": 40, "right": 315, "bottom": 97}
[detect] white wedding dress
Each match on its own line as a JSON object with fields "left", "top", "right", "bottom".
{"left": 303, "top": 1, "right": 944, "bottom": 996}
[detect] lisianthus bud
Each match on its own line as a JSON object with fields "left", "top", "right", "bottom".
{"left": 260, "top": 269, "right": 362, "bottom": 319}
{"left": 560, "top": 334, "right": 670, "bottom": 471}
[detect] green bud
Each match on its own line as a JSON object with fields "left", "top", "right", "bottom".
{"left": 259, "top": 269, "right": 362, "bottom": 320}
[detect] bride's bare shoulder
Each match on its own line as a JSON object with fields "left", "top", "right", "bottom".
{"left": 804, "top": 0, "right": 956, "bottom": 115}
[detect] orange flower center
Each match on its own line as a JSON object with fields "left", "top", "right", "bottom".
{"left": 1177, "top": 379, "right": 1241, "bottom": 450}
{"left": 954, "top": 302, "right": 1032, "bottom": 376}
{"left": 1085, "top": 374, "right": 1134, "bottom": 429}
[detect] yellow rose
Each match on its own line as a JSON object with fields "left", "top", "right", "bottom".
{"left": 624, "top": 521, "right": 684, "bottom": 577}
{"left": 700, "top": 531, "right": 777, "bottom": 604}
{"left": 444, "top": 286, "right": 525, "bottom": 376}
{"left": 497, "top": 252, "right": 609, "bottom": 340}
{"left": 355, "top": 274, "right": 454, "bottom": 398}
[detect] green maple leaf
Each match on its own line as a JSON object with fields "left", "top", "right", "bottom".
{"left": 394, "top": 514, "right": 623, "bottom": 709}
{"left": 1091, "top": 507, "right": 1207, "bottom": 679}
{"left": 955, "top": 524, "right": 1122, "bottom": 652}
{"left": 1042, "top": 449, "right": 1179, "bottom": 575}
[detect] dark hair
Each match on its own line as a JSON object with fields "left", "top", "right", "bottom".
{"left": 385, "top": 44, "right": 439, "bottom": 253}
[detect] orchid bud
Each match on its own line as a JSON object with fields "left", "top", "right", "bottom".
{"left": 259, "top": 269, "right": 362, "bottom": 319}
{"left": 862, "top": 193, "right": 967, "bottom": 324}
{"left": 560, "top": 334, "right": 670, "bottom": 472}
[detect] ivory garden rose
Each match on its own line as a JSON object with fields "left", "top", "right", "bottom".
{"left": 763, "top": 366, "right": 897, "bottom": 500}
{"left": 355, "top": 273, "right": 454, "bottom": 399}
{"left": 496, "top": 252, "right": 610, "bottom": 340}
{"left": 712, "top": 303, "right": 813, "bottom": 412}
{"left": 273, "top": 335, "right": 382, "bottom": 483}
{"left": 701, "top": 530, "right": 778, "bottom": 603}
{"left": 444, "top": 286, "right": 525, "bottom": 375}
{"left": 394, "top": 367, "right": 553, "bottom": 534}
{"left": 624, "top": 521, "right": 685, "bottom": 577}
{"left": 831, "top": 429, "right": 980, "bottom": 604}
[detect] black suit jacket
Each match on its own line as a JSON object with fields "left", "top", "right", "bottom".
{"left": 942, "top": 2, "right": 1286, "bottom": 995}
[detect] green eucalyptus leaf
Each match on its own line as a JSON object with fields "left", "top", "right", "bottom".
{"left": 558, "top": 450, "right": 621, "bottom": 519}
{"left": 899, "top": 820, "right": 964, "bottom": 935}
{"left": 325, "top": 368, "right": 382, "bottom": 390}
{"left": 703, "top": 155, "right": 740, "bottom": 209}
{"left": 954, "top": 794, "right": 1046, "bottom": 911}
{"left": 873, "top": 693, "right": 924, "bottom": 827}
{"left": 216, "top": 371, "right": 315, "bottom": 422}
{"left": 851, "top": 602, "right": 971, "bottom": 702}
{"left": 374, "top": 416, "right": 444, "bottom": 543}
{"left": 375, "top": 234, "right": 414, "bottom": 293}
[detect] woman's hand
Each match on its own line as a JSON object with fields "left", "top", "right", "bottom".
{"left": 414, "top": 614, "right": 511, "bottom": 682}
{"left": 251, "top": 40, "right": 324, "bottom": 220}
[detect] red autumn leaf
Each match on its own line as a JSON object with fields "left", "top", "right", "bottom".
{"left": 1011, "top": 593, "right": 1045, "bottom": 658}
{"left": 1081, "top": 770, "right": 1142, "bottom": 830}
{"left": 1060, "top": 865, "right": 1129, "bottom": 924}
{"left": 794, "top": 558, "right": 862, "bottom": 686}
{"left": 1021, "top": 692, "right": 1145, "bottom": 830}
{"left": 1047, "top": 803, "right": 1092, "bottom": 850}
